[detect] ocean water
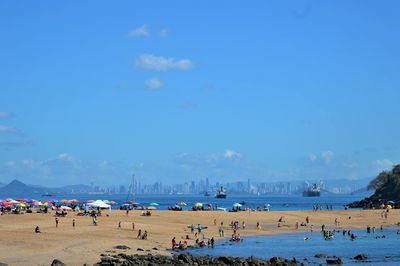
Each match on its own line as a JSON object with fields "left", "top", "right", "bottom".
{"left": 31, "top": 194, "right": 364, "bottom": 211}
{"left": 186, "top": 228, "right": 400, "bottom": 265}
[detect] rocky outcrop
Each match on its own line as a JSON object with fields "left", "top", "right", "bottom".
{"left": 354, "top": 254, "right": 368, "bottom": 261}
{"left": 50, "top": 259, "right": 66, "bottom": 266}
{"left": 94, "top": 253, "right": 302, "bottom": 266}
{"left": 349, "top": 164, "right": 400, "bottom": 209}
{"left": 326, "top": 258, "right": 342, "bottom": 264}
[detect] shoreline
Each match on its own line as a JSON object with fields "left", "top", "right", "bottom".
{"left": 0, "top": 209, "right": 399, "bottom": 265}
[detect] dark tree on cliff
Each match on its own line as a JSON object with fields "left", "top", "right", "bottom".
{"left": 368, "top": 164, "right": 400, "bottom": 202}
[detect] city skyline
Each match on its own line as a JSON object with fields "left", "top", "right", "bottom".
{"left": 1, "top": 1, "right": 400, "bottom": 186}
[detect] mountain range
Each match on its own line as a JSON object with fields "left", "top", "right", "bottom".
{"left": 0, "top": 179, "right": 92, "bottom": 198}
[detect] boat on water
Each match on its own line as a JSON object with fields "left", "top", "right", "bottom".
{"left": 42, "top": 193, "right": 56, "bottom": 197}
{"left": 216, "top": 186, "right": 227, "bottom": 198}
{"left": 303, "top": 183, "right": 321, "bottom": 197}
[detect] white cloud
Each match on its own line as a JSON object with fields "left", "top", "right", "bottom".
{"left": 159, "top": 29, "right": 168, "bottom": 37}
{"left": 224, "top": 149, "right": 241, "bottom": 159}
{"left": 136, "top": 54, "right": 193, "bottom": 71}
{"left": 58, "top": 153, "right": 74, "bottom": 161}
{"left": 145, "top": 77, "right": 164, "bottom": 90}
{"left": 6, "top": 161, "right": 16, "bottom": 167}
{"left": 321, "top": 150, "right": 334, "bottom": 163}
{"left": 308, "top": 153, "right": 317, "bottom": 161}
{"left": 0, "top": 125, "right": 17, "bottom": 133}
{"left": 0, "top": 112, "right": 12, "bottom": 119}
{"left": 128, "top": 24, "right": 150, "bottom": 37}
{"left": 373, "top": 159, "right": 394, "bottom": 170}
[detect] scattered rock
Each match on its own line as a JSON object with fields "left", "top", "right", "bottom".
{"left": 51, "top": 259, "right": 66, "bottom": 266}
{"left": 94, "top": 253, "right": 302, "bottom": 265}
{"left": 326, "top": 258, "right": 343, "bottom": 264}
{"left": 152, "top": 247, "right": 159, "bottom": 250}
{"left": 354, "top": 254, "right": 368, "bottom": 261}
{"left": 315, "top": 253, "right": 329, "bottom": 258}
{"left": 0, "top": 263, "right": 8, "bottom": 266}
{"left": 136, "top": 248, "right": 144, "bottom": 251}
{"left": 113, "top": 245, "right": 130, "bottom": 250}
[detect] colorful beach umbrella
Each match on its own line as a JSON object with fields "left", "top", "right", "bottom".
{"left": 194, "top": 202, "right": 203, "bottom": 207}
{"left": 177, "top": 202, "right": 187, "bottom": 206}
{"left": 149, "top": 202, "right": 159, "bottom": 206}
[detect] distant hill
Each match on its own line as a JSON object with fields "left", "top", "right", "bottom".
{"left": 0, "top": 179, "right": 55, "bottom": 197}
{"left": 349, "top": 164, "right": 400, "bottom": 208}
{"left": 61, "top": 184, "right": 92, "bottom": 194}
{"left": 0, "top": 180, "right": 92, "bottom": 198}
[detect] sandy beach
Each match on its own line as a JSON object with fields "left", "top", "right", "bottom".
{"left": 0, "top": 209, "right": 399, "bottom": 265}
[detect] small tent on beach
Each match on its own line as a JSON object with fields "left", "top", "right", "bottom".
{"left": 87, "top": 200, "right": 111, "bottom": 210}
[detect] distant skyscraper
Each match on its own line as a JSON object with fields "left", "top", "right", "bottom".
{"left": 206, "top": 178, "right": 209, "bottom": 191}
{"left": 247, "top": 178, "right": 251, "bottom": 192}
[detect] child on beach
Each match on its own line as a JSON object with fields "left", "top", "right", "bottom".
{"left": 137, "top": 229, "right": 142, "bottom": 238}
{"left": 55, "top": 217, "right": 59, "bottom": 228}
{"left": 142, "top": 230, "right": 148, "bottom": 240}
{"left": 35, "top": 226, "right": 41, "bottom": 233}
{"left": 72, "top": 219, "right": 75, "bottom": 229}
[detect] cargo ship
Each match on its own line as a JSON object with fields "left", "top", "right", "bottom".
{"left": 302, "top": 183, "right": 321, "bottom": 197}
{"left": 216, "top": 186, "right": 227, "bottom": 198}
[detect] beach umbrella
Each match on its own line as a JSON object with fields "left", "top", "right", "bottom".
{"left": 177, "top": 202, "right": 187, "bottom": 206}
{"left": 232, "top": 203, "right": 242, "bottom": 208}
{"left": 194, "top": 202, "right": 203, "bottom": 207}
{"left": 59, "top": 206, "right": 72, "bottom": 211}
{"left": 60, "top": 199, "right": 70, "bottom": 204}
{"left": 32, "top": 201, "right": 42, "bottom": 206}
{"left": 387, "top": 205, "right": 393, "bottom": 209}
{"left": 109, "top": 201, "right": 117, "bottom": 205}
{"left": 147, "top": 206, "right": 157, "bottom": 210}
{"left": 387, "top": 200, "right": 395, "bottom": 204}
{"left": 149, "top": 202, "right": 159, "bottom": 206}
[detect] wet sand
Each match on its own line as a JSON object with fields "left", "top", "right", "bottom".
{"left": 0, "top": 209, "right": 398, "bottom": 265}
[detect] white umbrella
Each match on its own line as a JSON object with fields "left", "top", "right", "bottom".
{"left": 233, "top": 203, "right": 243, "bottom": 208}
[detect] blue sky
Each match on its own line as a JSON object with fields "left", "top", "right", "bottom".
{"left": 0, "top": 1, "right": 399, "bottom": 185}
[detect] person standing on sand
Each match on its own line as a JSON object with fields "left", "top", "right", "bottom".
{"left": 211, "top": 237, "right": 214, "bottom": 247}
{"left": 172, "top": 237, "right": 176, "bottom": 249}
{"left": 190, "top": 224, "right": 195, "bottom": 234}
{"left": 126, "top": 209, "right": 129, "bottom": 216}
{"left": 142, "top": 230, "right": 148, "bottom": 240}
{"left": 118, "top": 221, "right": 121, "bottom": 229}
{"left": 132, "top": 222, "right": 135, "bottom": 231}
{"left": 214, "top": 219, "right": 217, "bottom": 226}
{"left": 242, "top": 221, "right": 246, "bottom": 229}
{"left": 137, "top": 229, "right": 142, "bottom": 238}
{"left": 72, "top": 219, "right": 75, "bottom": 229}
{"left": 295, "top": 222, "right": 299, "bottom": 229}
{"left": 55, "top": 217, "right": 59, "bottom": 228}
